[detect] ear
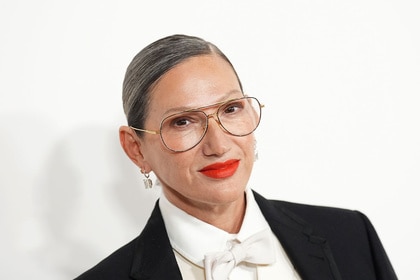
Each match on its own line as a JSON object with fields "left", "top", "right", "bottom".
{"left": 119, "top": 126, "right": 151, "bottom": 172}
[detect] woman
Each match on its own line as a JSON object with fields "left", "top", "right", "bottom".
{"left": 75, "top": 34, "right": 397, "bottom": 280}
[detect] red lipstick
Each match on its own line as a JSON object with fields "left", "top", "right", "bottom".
{"left": 199, "top": 159, "right": 240, "bottom": 179}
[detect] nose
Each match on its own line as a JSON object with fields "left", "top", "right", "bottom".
{"left": 201, "top": 115, "right": 230, "bottom": 156}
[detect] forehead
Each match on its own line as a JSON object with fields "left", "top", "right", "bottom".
{"left": 147, "top": 54, "right": 242, "bottom": 120}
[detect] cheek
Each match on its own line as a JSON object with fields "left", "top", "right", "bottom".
{"left": 239, "top": 135, "right": 256, "bottom": 158}
{"left": 146, "top": 145, "right": 193, "bottom": 181}
{"left": 141, "top": 137, "right": 168, "bottom": 168}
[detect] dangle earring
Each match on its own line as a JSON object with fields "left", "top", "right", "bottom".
{"left": 141, "top": 169, "right": 153, "bottom": 189}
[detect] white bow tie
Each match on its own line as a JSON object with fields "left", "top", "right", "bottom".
{"left": 204, "top": 229, "right": 275, "bottom": 280}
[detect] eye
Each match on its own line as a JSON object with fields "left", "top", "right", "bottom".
{"left": 165, "top": 112, "right": 203, "bottom": 130}
{"left": 222, "top": 101, "right": 244, "bottom": 114}
{"left": 171, "top": 117, "right": 191, "bottom": 128}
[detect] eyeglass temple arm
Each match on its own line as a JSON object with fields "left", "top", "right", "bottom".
{"left": 130, "top": 126, "right": 160, "bottom": 135}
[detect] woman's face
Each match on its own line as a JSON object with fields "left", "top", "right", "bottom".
{"left": 138, "top": 54, "right": 256, "bottom": 213}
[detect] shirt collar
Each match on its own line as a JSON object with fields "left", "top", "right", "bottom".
{"left": 159, "top": 188, "right": 271, "bottom": 267}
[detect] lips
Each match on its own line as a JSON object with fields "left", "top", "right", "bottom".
{"left": 199, "top": 159, "right": 240, "bottom": 179}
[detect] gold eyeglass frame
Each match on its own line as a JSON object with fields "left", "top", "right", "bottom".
{"left": 130, "top": 96, "right": 264, "bottom": 152}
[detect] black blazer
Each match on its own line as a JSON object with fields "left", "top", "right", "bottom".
{"left": 75, "top": 191, "right": 397, "bottom": 280}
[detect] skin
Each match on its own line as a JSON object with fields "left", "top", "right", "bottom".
{"left": 119, "top": 54, "right": 256, "bottom": 233}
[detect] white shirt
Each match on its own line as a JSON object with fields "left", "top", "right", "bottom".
{"left": 159, "top": 189, "right": 301, "bottom": 279}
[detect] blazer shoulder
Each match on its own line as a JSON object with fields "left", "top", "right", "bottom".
{"left": 74, "top": 201, "right": 181, "bottom": 280}
{"left": 254, "top": 190, "right": 362, "bottom": 226}
{"left": 272, "top": 199, "right": 361, "bottom": 219}
{"left": 265, "top": 197, "right": 371, "bottom": 236}
{"left": 74, "top": 237, "right": 139, "bottom": 280}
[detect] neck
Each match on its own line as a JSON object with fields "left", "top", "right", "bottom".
{"left": 163, "top": 189, "right": 247, "bottom": 233}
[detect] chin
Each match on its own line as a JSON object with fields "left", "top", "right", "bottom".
{"left": 207, "top": 184, "right": 246, "bottom": 203}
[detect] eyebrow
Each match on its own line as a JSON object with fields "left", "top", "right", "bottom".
{"left": 162, "top": 90, "right": 244, "bottom": 116}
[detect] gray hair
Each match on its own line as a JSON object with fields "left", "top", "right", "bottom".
{"left": 122, "top": 34, "right": 243, "bottom": 134}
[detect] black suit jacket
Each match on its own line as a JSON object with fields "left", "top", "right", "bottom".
{"left": 75, "top": 191, "right": 397, "bottom": 279}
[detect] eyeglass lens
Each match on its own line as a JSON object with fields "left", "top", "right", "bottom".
{"left": 160, "top": 97, "right": 261, "bottom": 152}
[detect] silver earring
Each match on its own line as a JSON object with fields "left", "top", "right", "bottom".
{"left": 141, "top": 170, "right": 153, "bottom": 189}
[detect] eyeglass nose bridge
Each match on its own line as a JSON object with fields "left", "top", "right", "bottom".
{"left": 202, "top": 111, "right": 229, "bottom": 134}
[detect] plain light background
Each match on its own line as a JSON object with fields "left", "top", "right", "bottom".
{"left": 1, "top": 1, "right": 418, "bottom": 279}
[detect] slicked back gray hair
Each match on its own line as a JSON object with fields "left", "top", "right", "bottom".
{"left": 122, "top": 34, "right": 243, "bottom": 135}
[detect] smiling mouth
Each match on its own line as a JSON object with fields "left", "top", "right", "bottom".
{"left": 199, "top": 159, "right": 240, "bottom": 179}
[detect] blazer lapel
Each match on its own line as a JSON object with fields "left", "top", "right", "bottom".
{"left": 130, "top": 201, "right": 183, "bottom": 280}
{"left": 253, "top": 191, "right": 342, "bottom": 280}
